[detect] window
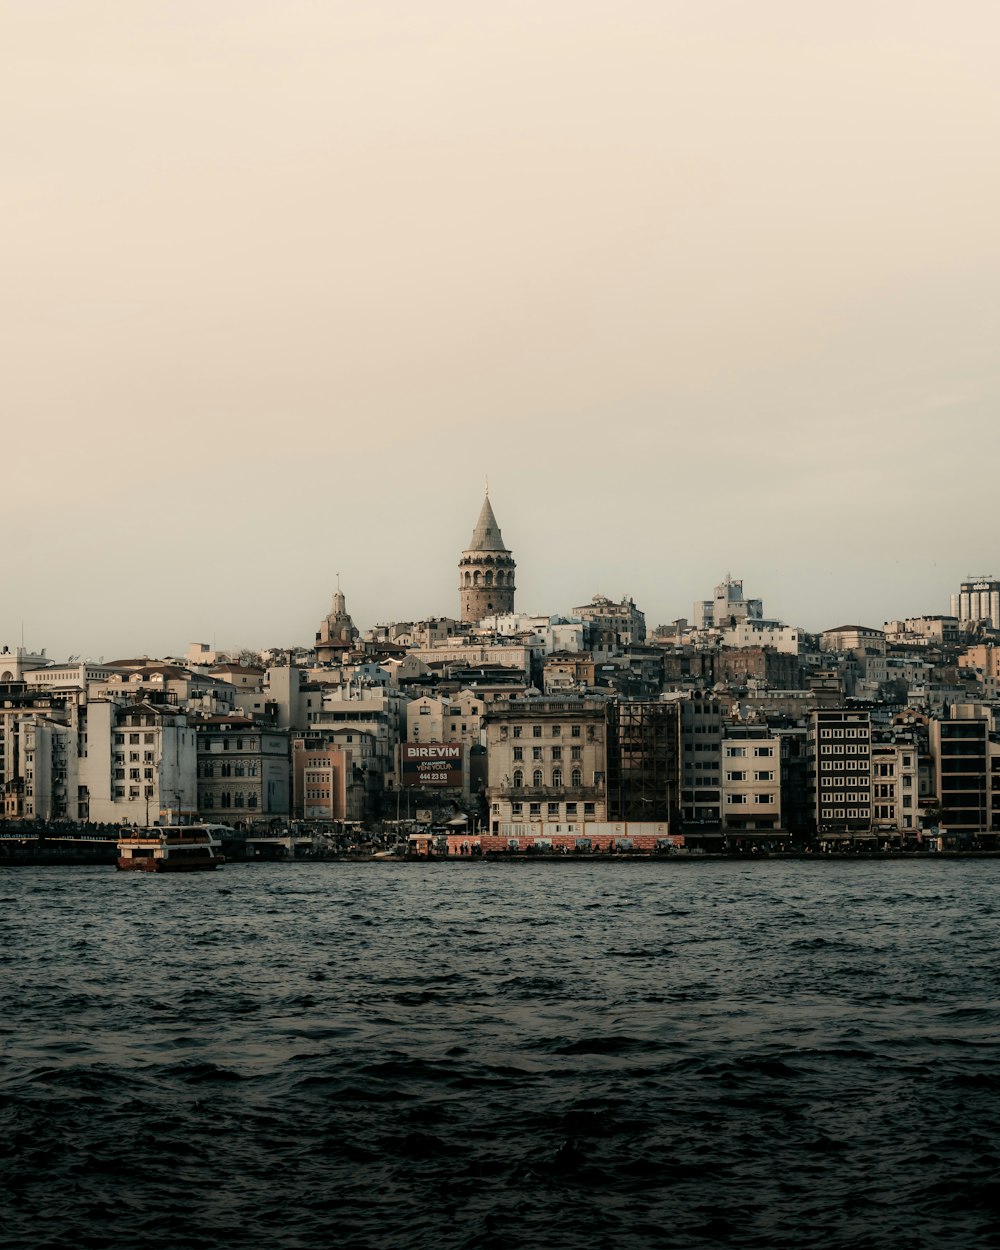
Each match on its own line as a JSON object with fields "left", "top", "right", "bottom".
{"left": 513, "top": 726, "right": 522, "bottom": 738}
{"left": 566, "top": 802, "right": 577, "bottom": 814}
{"left": 513, "top": 746, "right": 523, "bottom": 761}
{"left": 529, "top": 803, "right": 541, "bottom": 816}
{"left": 571, "top": 745, "right": 582, "bottom": 760}
{"left": 513, "top": 770, "right": 523, "bottom": 788}
{"left": 512, "top": 802, "right": 523, "bottom": 814}
{"left": 583, "top": 802, "right": 595, "bottom": 815}
{"left": 571, "top": 769, "right": 582, "bottom": 787}
{"left": 547, "top": 803, "right": 559, "bottom": 815}
{"left": 552, "top": 726, "right": 561, "bottom": 737}
{"left": 551, "top": 746, "right": 562, "bottom": 760}
{"left": 552, "top": 768, "right": 562, "bottom": 787}
{"left": 726, "top": 770, "right": 746, "bottom": 781}
{"left": 727, "top": 794, "right": 748, "bottom": 805}
{"left": 754, "top": 771, "right": 774, "bottom": 782}
{"left": 532, "top": 725, "right": 542, "bottom": 738}
{"left": 726, "top": 746, "right": 746, "bottom": 758}
{"left": 532, "top": 769, "right": 543, "bottom": 787}
{"left": 755, "top": 793, "right": 775, "bottom": 805}
{"left": 571, "top": 725, "right": 581, "bottom": 738}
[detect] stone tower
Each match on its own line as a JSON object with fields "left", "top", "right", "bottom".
{"left": 315, "top": 582, "right": 359, "bottom": 664}
{"left": 459, "top": 490, "right": 516, "bottom": 623}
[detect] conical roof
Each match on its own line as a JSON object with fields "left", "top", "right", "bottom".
{"left": 467, "top": 493, "right": 508, "bottom": 552}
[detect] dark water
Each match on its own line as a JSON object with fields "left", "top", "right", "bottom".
{"left": 2, "top": 861, "right": 999, "bottom": 1250}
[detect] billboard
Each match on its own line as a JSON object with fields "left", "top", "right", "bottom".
{"left": 401, "top": 743, "right": 464, "bottom": 788}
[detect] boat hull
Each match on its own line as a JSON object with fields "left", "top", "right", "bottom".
{"left": 115, "top": 855, "right": 224, "bottom": 872}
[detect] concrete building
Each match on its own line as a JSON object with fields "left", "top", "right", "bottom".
{"left": 459, "top": 491, "right": 516, "bottom": 623}
{"left": 721, "top": 728, "right": 782, "bottom": 832}
{"left": 573, "top": 595, "right": 646, "bottom": 648}
{"left": 406, "top": 690, "right": 485, "bottom": 751}
{"left": 810, "top": 708, "right": 872, "bottom": 832}
{"left": 80, "top": 699, "right": 198, "bottom": 826}
{"left": 951, "top": 577, "right": 1000, "bottom": 632}
{"left": 870, "top": 735, "right": 920, "bottom": 834}
{"left": 929, "top": 705, "right": 991, "bottom": 834}
{"left": 674, "top": 691, "right": 724, "bottom": 829}
{"left": 291, "top": 732, "right": 368, "bottom": 823}
{"left": 692, "top": 575, "right": 763, "bottom": 630}
{"left": 484, "top": 697, "right": 608, "bottom": 833}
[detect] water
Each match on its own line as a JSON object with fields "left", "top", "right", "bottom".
{"left": 2, "top": 861, "right": 999, "bottom": 1250}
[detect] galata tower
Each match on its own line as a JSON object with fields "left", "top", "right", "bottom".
{"left": 459, "top": 488, "right": 516, "bottom": 623}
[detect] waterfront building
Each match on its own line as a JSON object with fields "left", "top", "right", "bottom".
{"left": 484, "top": 696, "right": 608, "bottom": 833}
{"left": 80, "top": 698, "right": 198, "bottom": 826}
{"left": 459, "top": 490, "right": 516, "bottom": 624}
{"left": 870, "top": 734, "right": 920, "bottom": 833}
{"left": 675, "top": 692, "right": 724, "bottom": 829}
{"left": 195, "top": 715, "right": 290, "bottom": 823}
{"left": 809, "top": 708, "right": 872, "bottom": 832}
{"left": 606, "top": 701, "right": 679, "bottom": 826}
{"left": 291, "top": 732, "right": 367, "bottom": 823}
{"left": 929, "top": 704, "right": 992, "bottom": 834}
{"left": 721, "top": 728, "right": 782, "bottom": 832}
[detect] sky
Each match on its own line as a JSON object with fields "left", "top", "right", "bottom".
{"left": 4, "top": 1, "right": 1000, "bottom": 659}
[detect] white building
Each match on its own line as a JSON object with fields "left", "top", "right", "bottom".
{"left": 951, "top": 578, "right": 1000, "bottom": 631}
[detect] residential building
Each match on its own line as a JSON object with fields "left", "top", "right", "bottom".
{"left": 721, "top": 728, "right": 781, "bottom": 832}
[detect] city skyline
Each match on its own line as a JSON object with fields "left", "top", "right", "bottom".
{"left": 5, "top": 3, "right": 1000, "bottom": 657}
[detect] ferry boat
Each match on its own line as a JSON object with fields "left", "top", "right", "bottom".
{"left": 116, "top": 825, "right": 226, "bottom": 872}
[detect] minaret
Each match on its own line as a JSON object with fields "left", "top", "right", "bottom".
{"left": 459, "top": 487, "right": 516, "bottom": 623}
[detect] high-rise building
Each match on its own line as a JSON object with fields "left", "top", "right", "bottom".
{"left": 459, "top": 490, "right": 516, "bottom": 623}
{"left": 950, "top": 577, "right": 1000, "bottom": 630}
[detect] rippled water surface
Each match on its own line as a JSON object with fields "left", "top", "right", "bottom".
{"left": 3, "top": 860, "right": 1000, "bottom": 1249}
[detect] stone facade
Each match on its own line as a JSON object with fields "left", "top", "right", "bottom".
{"left": 459, "top": 493, "right": 516, "bottom": 623}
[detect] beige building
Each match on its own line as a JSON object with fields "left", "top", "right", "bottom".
{"left": 721, "top": 732, "right": 781, "bottom": 831}
{"left": 870, "top": 738, "right": 919, "bottom": 833}
{"left": 484, "top": 697, "right": 608, "bottom": 833}
{"left": 406, "top": 690, "right": 484, "bottom": 750}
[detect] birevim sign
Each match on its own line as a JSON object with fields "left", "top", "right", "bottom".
{"left": 401, "top": 743, "right": 464, "bottom": 787}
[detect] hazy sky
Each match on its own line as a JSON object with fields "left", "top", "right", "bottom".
{"left": 5, "top": 2, "right": 999, "bottom": 659}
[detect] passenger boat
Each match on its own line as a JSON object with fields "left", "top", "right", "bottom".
{"left": 116, "top": 825, "right": 226, "bottom": 872}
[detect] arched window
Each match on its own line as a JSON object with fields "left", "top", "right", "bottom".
{"left": 513, "top": 770, "right": 523, "bottom": 788}
{"left": 532, "top": 769, "right": 543, "bottom": 787}
{"left": 464, "top": 571, "right": 471, "bottom": 586}
{"left": 571, "top": 769, "right": 582, "bottom": 787}
{"left": 552, "top": 767, "right": 562, "bottom": 788}
{"left": 473, "top": 570, "right": 481, "bottom": 586}
{"left": 485, "top": 570, "right": 493, "bottom": 586}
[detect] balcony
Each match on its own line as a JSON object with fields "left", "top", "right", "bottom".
{"left": 494, "top": 784, "right": 604, "bottom": 799}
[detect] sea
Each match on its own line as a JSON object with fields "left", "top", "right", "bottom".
{"left": 2, "top": 860, "right": 999, "bottom": 1250}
